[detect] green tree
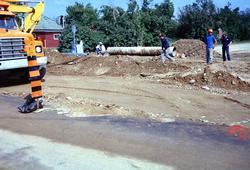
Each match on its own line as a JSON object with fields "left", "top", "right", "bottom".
{"left": 239, "top": 9, "right": 250, "bottom": 40}
{"left": 142, "top": 0, "right": 152, "bottom": 12}
{"left": 98, "top": 4, "right": 138, "bottom": 47}
{"left": 215, "top": 4, "right": 242, "bottom": 40}
{"left": 153, "top": 0, "right": 176, "bottom": 39}
{"left": 59, "top": 0, "right": 178, "bottom": 51}
{"left": 177, "top": 0, "right": 216, "bottom": 39}
{"left": 58, "top": 0, "right": 250, "bottom": 52}
{"left": 58, "top": 2, "right": 100, "bottom": 52}
{"left": 139, "top": 0, "right": 176, "bottom": 46}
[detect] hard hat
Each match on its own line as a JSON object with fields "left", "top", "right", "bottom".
{"left": 99, "top": 42, "right": 103, "bottom": 45}
{"left": 208, "top": 28, "right": 213, "bottom": 33}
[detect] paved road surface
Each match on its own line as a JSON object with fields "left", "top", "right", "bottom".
{"left": 0, "top": 96, "right": 249, "bottom": 170}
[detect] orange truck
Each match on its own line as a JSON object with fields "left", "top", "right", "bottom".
{"left": 0, "top": 0, "right": 47, "bottom": 79}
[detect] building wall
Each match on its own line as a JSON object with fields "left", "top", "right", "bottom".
{"left": 34, "top": 32, "right": 61, "bottom": 48}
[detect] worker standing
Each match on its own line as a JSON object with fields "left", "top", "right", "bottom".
{"left": 221, "top": 32, "right": 232, "bottom": 62}
{"left": 205, "top": 28, "right": 217, "bottom": 64}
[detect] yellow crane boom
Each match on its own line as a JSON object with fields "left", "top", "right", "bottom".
{"left": 1, "top": 0, "right": 45, "bottom": 33}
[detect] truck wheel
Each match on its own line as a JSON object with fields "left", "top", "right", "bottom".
{"left": 39, "top": 67, "right": 46, "bottom": 79}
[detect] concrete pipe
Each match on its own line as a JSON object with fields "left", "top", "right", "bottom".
{"left": 107, "top": 47, "right": 162, "bottom": 56}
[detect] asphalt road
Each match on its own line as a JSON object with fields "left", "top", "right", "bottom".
{"left": 0, "top": 95, "right": 250, "bottom": 170}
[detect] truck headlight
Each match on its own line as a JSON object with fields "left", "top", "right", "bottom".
{"left": 35, "top": 46, "right": 42, "bottom": 53}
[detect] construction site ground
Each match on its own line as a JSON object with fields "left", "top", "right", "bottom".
{"left": 1, "top": 42, "right": 250, "bottom": 128}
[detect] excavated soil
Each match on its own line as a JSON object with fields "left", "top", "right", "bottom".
{"left": 173, "top": 39, "right": 221, "bottom": 58}
{"left": 47, "top": 55, "right": 189, "bottom": 77}
{"left": 1, "top": 41, "right": 250, "bottom": 127}
{"left": 46, "top": 49, "right": 250, "bottom": 92}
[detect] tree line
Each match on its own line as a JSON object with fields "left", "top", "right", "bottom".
{"left": 58, "top": 0, "right": 250, "bottom": 52}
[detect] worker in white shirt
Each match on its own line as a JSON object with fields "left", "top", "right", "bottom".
{"left": 96, "top": 42, "right": 106, "bottom": 56}
{"left": 160, "top": 46, "right": 177, "bottom": 62}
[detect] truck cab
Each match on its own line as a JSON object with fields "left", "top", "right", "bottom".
{"left": 0, "top": 1, "right": 47, "bottom": 79}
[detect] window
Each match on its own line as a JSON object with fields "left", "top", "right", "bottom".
{"left": 53, "top": 34, "right": 61, "bottom": 40}
{"left": 32, "top": 33, "right": 37, "bottom": 39}
{"left": 0, "top": 15, "right": 17, "bottom": 30}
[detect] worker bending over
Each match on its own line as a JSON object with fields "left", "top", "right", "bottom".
{"left": 159, "top": 33, "right": 176, "bottom": 62}
{"left": 96, "top": 42, "right": 106, "bottom": 56}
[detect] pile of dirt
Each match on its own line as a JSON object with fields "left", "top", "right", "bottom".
{"left": 46, "top": 49, "right": 78, "bottom": 65}
{"left": 173, "top": 39, "right": 220, "bottom": 58}
{"left": 47, "top": 55, "right": 189, "bottom": 77}
{"left": 171, "top": 67, "right": 250, "bottom": 91}
{"left": 45, "top": 49, "right": 250, "bottom": 91}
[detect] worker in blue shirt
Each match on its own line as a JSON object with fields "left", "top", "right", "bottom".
{"left": 159, "top": 33, "right": 175, "bottom": 62}
{"left": 160, "top": 33, "right": 170, "bottom": 50}
{"left": 221, "top": 32, "right": 232, "bottom": 62}
{"left": 205, "top": 28, "right": 217, "bottom": 64}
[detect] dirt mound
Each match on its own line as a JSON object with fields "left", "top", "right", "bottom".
{"left": 46, "top": 49, "right": 250, "bottom": 92}
{"left": 47, "top": 55, "right": 189, "bottom": 77}
{"left": 173, "top": 39, "right": 220, "bottom": 58}
{"left": 46, "top": 49, "right": 78, "bottom": 65}
{"left": 172, "top": 67, "right": 250, "bottom": 91}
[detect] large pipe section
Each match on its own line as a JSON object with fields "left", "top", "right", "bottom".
{"left": 107, "top": 47, "right": 162, "bottom": 56}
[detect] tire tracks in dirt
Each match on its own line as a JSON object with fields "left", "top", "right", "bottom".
{"left": 47, "top": 85, "right": 163, "bottom": 100}
{"left": 123, "top": 86, "right": 165, "bottom": 100}
{"left": 224, "top": 97, "right": 250, "bottom": 109}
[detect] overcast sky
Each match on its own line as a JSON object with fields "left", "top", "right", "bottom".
{"left": 44, "top": 0, "right": 250, "bottom": 19}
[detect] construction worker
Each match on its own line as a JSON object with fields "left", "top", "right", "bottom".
{"left": 221, "top": 31, "right": 232, "bottom": 62}
{"left": 205, "top": 28, "right": 217, "bottom": 64}
{"left": 159, "top": 33, "right": 175, "bottom": 62}
{"left": 96, "top": 42, "right": 106, "bottom": 56}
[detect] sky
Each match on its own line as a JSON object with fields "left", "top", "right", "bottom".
{"left": 44, "top": 0, "right": 250, "bottom": 19}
